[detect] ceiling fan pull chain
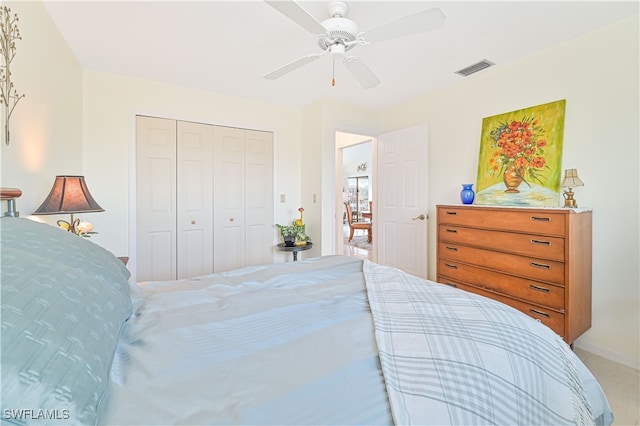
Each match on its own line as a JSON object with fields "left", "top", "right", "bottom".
{"left": 332, "top": 59, "right": 336, "bottom": 86}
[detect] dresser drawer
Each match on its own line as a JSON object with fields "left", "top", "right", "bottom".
{"left": 438, "top": 225, "right": 565, "bottom": 261}
{"left": 437, "top": 260, "right": 565, "bottom": 310}
{"left": 438, "top": 242, "right": 565, "bottom": 285}
{"left": 437, "top": 206, "right": 565, "bottom": 236}
{"left": 439, "top": 279, "right": 565, "bottom": 337}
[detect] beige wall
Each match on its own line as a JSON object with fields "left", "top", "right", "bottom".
{"left": 0, "top": 1, "right": 82, "bottom": 214}
{"left": 80, "top": 70, "right": 302, "bottom": 270}
{"left": 2, "top": 2, "right": 637, "bottom": 368}
{"left": 382, "top": 15, "right": 640, "bottom": 368}
{"left": 301, "top": 99, "right": 382, "bottom": 257}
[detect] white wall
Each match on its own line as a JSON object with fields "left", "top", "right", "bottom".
{"left": 383, "top": 15, "right": 640, "bottom": 368}
{"left": 300, "top": 99, "right": 382, "bottom": 257}
{"left": 2, "top": 2, "right": 637, "bottom": 369}
{"left": 0, "top": 1, "right": 82, "bottom": 215}
{"left": 81, "top": 70, "right": 302, "bottom": 266}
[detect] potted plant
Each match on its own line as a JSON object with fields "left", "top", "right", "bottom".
{"left": 276, "top": 207, "right": 310, "bottom": 246}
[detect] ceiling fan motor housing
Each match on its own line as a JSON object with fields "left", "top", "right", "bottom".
{"left": 319, "top": 17, "right": 358, "bottom": 51}
{"left": 319, "top": 2, "right": 358, "bottom": 52}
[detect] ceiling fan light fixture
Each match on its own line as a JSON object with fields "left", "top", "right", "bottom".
{"left": 330, "top": 43, "right": 346, "bottom": 59}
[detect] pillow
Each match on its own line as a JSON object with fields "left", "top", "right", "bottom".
{"left": 1, "top": 216, "right": 131, "bottom": 288}
{"left": 1, "top": 217, "right": 132, "bottom": 425}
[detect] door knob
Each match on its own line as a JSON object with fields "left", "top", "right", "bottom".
{"left": 191, "top": 220, "right": 196, "bottom": 225}
{"left": 412, "top": 214, "right": 426, "bottom": 221}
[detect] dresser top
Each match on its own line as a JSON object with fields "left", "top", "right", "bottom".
{"left": 437, "top": 204, "right": 592, "bottom": 213}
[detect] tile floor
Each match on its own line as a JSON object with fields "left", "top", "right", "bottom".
{"left": 343, "top": 226, "right": 373, "bottom": 260}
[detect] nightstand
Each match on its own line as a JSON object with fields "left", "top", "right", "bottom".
{"left": 277, "top": 242, "right": 312, "bottom": 261}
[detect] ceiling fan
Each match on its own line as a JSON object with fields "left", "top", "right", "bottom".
{"left": 263, "top": 1, "right": 446, "bottom": 89}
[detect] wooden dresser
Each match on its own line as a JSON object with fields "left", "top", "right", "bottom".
{"left": 436, "top": 204, "right": 592, "bottom": 344}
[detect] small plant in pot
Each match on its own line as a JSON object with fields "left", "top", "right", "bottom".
{"left": 276, "top": 207, "right": 310, "bottom": 247}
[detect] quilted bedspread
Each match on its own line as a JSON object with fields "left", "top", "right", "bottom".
{"left": 364, "top": 260, "right": 595, "bottom": 425}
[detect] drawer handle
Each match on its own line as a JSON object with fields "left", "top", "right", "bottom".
{"left": 530, "top": 216, "right": 551, "bottom": 222}
{"left": 530, "top": 309, "right": 550, "bottom": 319}
{"left": 443, "top": 282, "right": 457, "bottom": 288}
{"left": 445, "top": 211, "right": 458, "bottom": 215}
{"left": 530, "top": 284, "right": 550, "bottom": 293}
{"left": 445, "top": 228, "right": 458, "bottom": 233}
{"left": 445, "top": 263, "right": 458, "bottom": 269}
{"left": 530, "top": 262, "right": 551, "bottom": 270}
{"left": 445, "top": 246, "right": 458, "bottom": 252}
{"left": 530, "top": 239, "right": 551, "bottom": 246}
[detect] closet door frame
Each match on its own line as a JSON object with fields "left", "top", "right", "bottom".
{"left": 135, "top": 115, "right": 275, "bottom": 281}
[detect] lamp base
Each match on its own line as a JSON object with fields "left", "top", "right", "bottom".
{"left": 57, "top": 214, "right": 80, "bottom": 234}
{"left": 563, "top": 190, "right": 577, "bottom": 208}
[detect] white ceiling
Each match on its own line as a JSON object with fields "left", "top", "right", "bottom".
{"left": 42, "top": 1, "right": 638, "bottom": 110}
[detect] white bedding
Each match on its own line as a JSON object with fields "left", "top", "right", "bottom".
{"left": 100, "top": 255, "right": 392, "bottom": 425}
{"left": 98, "top": 255, "right": 612, "bottom": 425}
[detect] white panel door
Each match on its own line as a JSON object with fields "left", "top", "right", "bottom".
{"left": 213, "top": 126, "right": 245, "bottom": 272}
{"left": 377, "top": 125, "right": 429, "bottom": 278}
{"left": 176, "top": 121, "right": 214, "bottom": 279}
{"left": 137, "top": 117, "right": 274, "bottom": 278}
{"left": 244, "top": 129, "right": 274, "bottom": 267}
{"left": 136, "top": 116, "right": 177, "bottom": 281}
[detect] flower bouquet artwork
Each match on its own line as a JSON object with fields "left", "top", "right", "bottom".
{"left": 475, "top": 99, "right": 566, "bottom": 207}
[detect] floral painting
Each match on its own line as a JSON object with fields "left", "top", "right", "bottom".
{"left": 475, "top": 99, "right": 566, "bottom": 206}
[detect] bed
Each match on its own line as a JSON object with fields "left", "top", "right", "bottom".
{"left": 0, "top": 202, "right": 613, "bottom": 425}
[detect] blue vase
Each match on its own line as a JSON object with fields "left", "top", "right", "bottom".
{"left": 460, "top": 184, "right": 475, "bottom": 204}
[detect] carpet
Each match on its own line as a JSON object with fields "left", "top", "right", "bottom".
{"left": 344, "top": 234, "right": 372, "bottom": 250}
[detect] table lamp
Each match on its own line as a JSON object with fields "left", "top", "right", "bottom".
{"left": 33, "top": 175, "right": 104, "bottom": 234}
{"left": 561, "top": 169, "right": 584, "bottom": 208}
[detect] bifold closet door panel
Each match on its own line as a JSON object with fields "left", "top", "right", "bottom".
{"left": 244, "top": 129, "right": 274, "bottom": 268}
{"left": 213, "top": 126, "right": 245, "bottom": 273}
{"left": 176, "top": 121, "right": 214, "bottom": 280}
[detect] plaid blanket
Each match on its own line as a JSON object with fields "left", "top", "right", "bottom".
{"left": 363, "top": 260, "right": 594, "bottom": 425}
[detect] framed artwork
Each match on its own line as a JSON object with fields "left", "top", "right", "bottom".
{"left": 475, "top": 99, "right": 566, "bottom": 207}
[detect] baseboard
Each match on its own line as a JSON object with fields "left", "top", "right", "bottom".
{"left": 574, "top": 341, "right": 640, "bottom": 370}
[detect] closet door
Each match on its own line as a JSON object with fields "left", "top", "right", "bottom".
{"left": 136, "top": 116, "right": 177, "bottom": 281}
{"left": 213, "top": 127, "right": 273, "bottom": 272}
{"left": 176, "top": 121, "right": 214, "bottom": 279}
{"left": 213, "top": 126, "right": 245, "bottom": 272}
{"left": 137, "top": 117, "right": 274, "bottom": 279}
{"left": 244, "top": 129, "right": 274, "bottom": 267}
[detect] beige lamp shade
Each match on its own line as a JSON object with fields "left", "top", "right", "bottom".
{"left": 33, "top": 176, "right": 104, "bottom": 215}
{"left": 561, "top": 169, "right": 584, "bottom": 189}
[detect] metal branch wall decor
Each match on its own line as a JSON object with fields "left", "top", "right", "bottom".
{"left": 1, "top": 6, "right": 25, "bottom": 146}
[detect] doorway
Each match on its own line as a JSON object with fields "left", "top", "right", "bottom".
{"left": 336, "top": 132, "right": 374, "bottom": 261}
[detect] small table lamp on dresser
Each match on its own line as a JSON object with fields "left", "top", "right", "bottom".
{"left": 561, "top": 168, "right": 584, "bottom": 208}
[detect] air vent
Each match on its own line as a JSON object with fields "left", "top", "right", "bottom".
{"left": 455, "top": 60, "right": 495, "bottom": 77}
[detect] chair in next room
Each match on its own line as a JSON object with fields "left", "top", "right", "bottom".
{"left": 344, "top": 202, "right": 372, "bottom": 243}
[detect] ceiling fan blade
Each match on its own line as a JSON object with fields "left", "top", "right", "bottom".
{"left": 263, "top": 52, "right": 326, "bottom": 80}
{"left": 343, "top": 57, "right": 380, "bottom": 89}
{"left": 363, "top": 7, "right": 446, "bottom": 43}
{"left": 264, "top": 1, "right": 326, "bottom": 35}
